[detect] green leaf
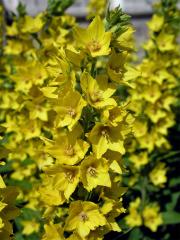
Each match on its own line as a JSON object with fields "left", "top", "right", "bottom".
{"left": 6, "top": 179, "right": 32, "bottom": 190}
{"left": 15, "top": 233, "right": 24, "bottom": 240}
{"left": 22, "top": 208, "right": 41, "bottom": 221}
{"left": 128, "top": 228, "right": 143, "bottom": 240}
{"left": 16, "top": 2, "right": 26, "bottom": 17}
{"left": 165, "top": 192, "right": 180, "bottom": 211}
{"left": 162, "top": 211, "right": 180, "bottom": 225}
{"left": 47, "top": 0, "right": 75, "bottom": 16}
{"left": 0, "top": 161, "right": 12, "bottom": 173}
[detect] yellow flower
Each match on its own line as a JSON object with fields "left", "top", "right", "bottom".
{"left": 46, "top": 164, "right": 80, "bottom": 200}
{"left": 39, "top": 176, "right": 65, "bottom": 206}
{"left": 0, "top": 186, "right": 19, "bottom": 239}
{"left": 55, "top": 87, "right": 87, "bottom": 130}
{"left": 138, "top": 131, "right": 156, "bottom": 152}
{"left": 149, "top": 163, "right": 167, "bottom": 187}
{"left": 22, "top": 220, "right": 40, "bottom": 235}
{"left": 46, "top": 125, "right": 89, "bottom": 165}
{"left": 126, "top": 210, "right": 142, "bottom": 228}
{"left": 13, "top": 62, "right": 47, "bottom": 94}
{"left": 87, "top": 123, "right": 125, "bottom": 158}
{"left": 156, "top": 32, "right": 175, "bottom": 52}
{"left": 125, "top": 198, "right": 142, "bottom": 227}
{"left": 142, "top": 205, "right": 163, "bottom": 232}
{"left": 4, "top": 40, "right": 23, "bottom": 55}
{"left": 116, "top": 26, "right": 135, "bottom": 50}
{"left": 101, "top": 197, "right": 125, "bottom": 232}
{"left": 130, "top": 152, "right": 149, "bottom": 169}
{"left": 65, "top": 201, "right": 106, "bottom": 238}
{"left": 87, "top": 0, "right": 107, "bottom": 18}
{"left": 80, "top": 72, "right": 116, "bottom": 109}
{"left": 155, "top": 115, "right": 175, "bottom": 135}
{"left": 144, "top": 103, "right": 167, "bottom": 123}
{"left": 101, "top": 105, "right": 128, "bottom": 127}
{"left": 107, "top": 50, "right": 128, "bottom": 84}
{"left": 133, "top": 119, "right": 148, "bottom": 138}
{"left": 141, "top": 83, "right": 161, "bottom": 104}
{"left": 147, "top": 15, "right": 164, "bottom": 32}
{"left": 104, "top": 150, "right": 124, "bottom": 174}
{"left": 73, "top": 16, "right": 111, "bottom": 57}
{"left": 6, "top": 22, "right": 18, "bottom": 36}
{"left": 21, "top": 13, "right": 44, "bottom": 33}
{"left": 42, "top": 224, "right": 64, "bottom": 240}
{"left": 80, "top": 155, "right": 111, "bottom": 191}
{"left": 25, "top": 89, "right": 49, "bottom": 122}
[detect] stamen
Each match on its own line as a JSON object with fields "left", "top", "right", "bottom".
{"left": 65, "top": 145, "right": 74, "bottom": 156}
{"left": 87, "top": 166, "right": 97, "bottom": 177}
{"left": 79, "top": 211, "right": 88, "bottom": 222}
{"left": 87, "top": 40, "right": 101, "bottom": 52}
{"left": 65, "top": 171, "right": 74, "bottom": 183}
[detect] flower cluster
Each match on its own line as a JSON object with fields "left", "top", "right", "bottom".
{"left": 39, "top": 10, "right": 135, "bottom": 239}
{"left": 0, "top": 1, "right": 179, "bottom": 239}
{"left": 1, "top": 1, "right": 135, "bottom": 239}
{"left": 124, "top": 0, "right": 180, "bottom": 235}
{"left": 0, "top": 4, "right": 77, "bottom": 237}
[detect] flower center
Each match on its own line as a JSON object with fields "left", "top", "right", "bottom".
{"left": 67, "top": 107, "right": 76, "bottom": 117}
{"left": 90, "top": 91, "right": 102, "bottom": 103}
{"left": 101, "top": 127, "right": 109, "bottom": 138}
{"left": 87, "top": 166, "right": 97, "bottom": 177}
{"left": 87, "top": 40, "right": 101, "bottom": 52}
{"left": 79, "top": 211, "right": 88, "bottom": 222}
{"left": 65, "top": 171, "right": 74, "bottom": 183}
{"left": 65, "top": 145, "right": 74, "bottom": 156}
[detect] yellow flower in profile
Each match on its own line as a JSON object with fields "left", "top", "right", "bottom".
{"left": 116, "top": 26, "right": 135, "bottom": 51}
{"left": 142, "top": 204, "right": 163, "bottom": 232}
{"left": 73, "top": 16, "right": 111, "bottom": 57}
{"left": 125, "top": 198, "right": 142, "bottom": 228}
{"left": 39, "top": 177, "right": 65, "bottom": 206}
{"left": 147, "top": 14, "right": 164, "bottom": 32}
{"left": 80, "top": 155, "right": 111, "bottom": 191}
{"left": 101, "top": 197, "right": 125, "bottom": 232}
{"left": 107, "top": 50, "right": 128, "bottom": 84}
{"left": 80, "top": 72, "right": 116, "bottom": 109}
{"left": 87, "top": 123, "right": 125, "bottom": 158}
{"left": 46, "top": 125, "right": 89, "bottom": 165}
{"left": 42, "top": 224, "right": 64, "bottom": 240}
{"left": 104, "top": 150, "right": 124, "bottom": 174}
{"left": 149, "top": 163, "right": 167, "bottom": 187}
{"left": 65, "top": 201, "right": 106, "bottom": 238}
{"left": 55, "top": 87, "right": 87, "bottom": 130}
